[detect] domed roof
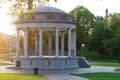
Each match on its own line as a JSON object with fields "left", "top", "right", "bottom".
{"left": 28, "top": 6, "right": 66, "bottom": 14}
{"left": 15, "top": 6, "right": 75, "bottom": 25}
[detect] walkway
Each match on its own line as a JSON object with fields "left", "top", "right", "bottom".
{"left": 0, "top": 63, "right": 116, "bottom": 80}
{"left": 40, "top": 66, "right": 116, "bottom": 80}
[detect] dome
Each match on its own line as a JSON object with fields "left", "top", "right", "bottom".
{"left": 28, "top": 6, "right": 66, "bottom": 14}
{"left": 15, "top": 6, "right": 75, "bottom": 24}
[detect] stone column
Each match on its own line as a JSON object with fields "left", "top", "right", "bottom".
{"left": 48, "top": 32, "right": 52, "bottom": 56}
{"left": 68, "top": 28, "right": 71, "bottom": 57}
{"left": 24, "top": 28, "right": 28, "bottom": 57}
{"left": 71, "top": 30, "right": 74, "bottom": 50}
{"left": 73, "top": 30, "right": 76, "bottom": 57}
{"left": 55, "top": 27, "right": 59, "bottom": 57}
{"left": 35, "top": 31, "right": 39, "bottom": 56}
{"left": 61, "top": 31, "right": 64, "bottom": 56}
{"left": 16, "top": 28, "right": 20, "bottom": 57}
{"left": 39, "top": 27, "right": 42, "bottom": 57}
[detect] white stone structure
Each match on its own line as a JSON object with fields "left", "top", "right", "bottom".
{"left": 13, "top": 6, "right": 79, "bottom": 70}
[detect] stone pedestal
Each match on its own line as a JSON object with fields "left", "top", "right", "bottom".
{"left": 13, "top": 56, "right": 79, "bottom": 70}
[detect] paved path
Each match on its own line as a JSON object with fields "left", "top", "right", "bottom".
{"left": 0, "top": 66, "right": 116, "bottom": 80}
{"left": 40, "top": 66, "right": 116, "bottom": 80}
{"left": 0, "top": 64, "right": 116, "bottom": 80}
{"left": 0, "top": 65, "right": 89, "bottom": 80}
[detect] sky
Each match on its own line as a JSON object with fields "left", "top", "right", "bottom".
{"left": 0, "top": 0, "right": 120, "bottom": 35}
{"left": 0, "top": 8, "right": 15, "bottom": 35}
{"left": 48, "top": 0, "right": 120, "bottom": 16}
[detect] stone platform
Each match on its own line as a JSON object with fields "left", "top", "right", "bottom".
{"left": 14, "top": 56, "right": 79, "bottom": 70}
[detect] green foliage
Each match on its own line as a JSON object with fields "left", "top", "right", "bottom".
{"left": 70, "top": 6, "right": 120, "bottom": 59}
{"left": 77, "top": 49, "right": 101, "bottom": 60}
{"left": 85, "top": 13, "right": 120, "bottom": 59}
{"left": 7, "top": 0, "right": 57, "bottom": 14}
{"left": 0, "top": 74, "right": 49, "bottom": 80}
{"left": 86, "top": 21, "right": 111, "bottom": 58}
{"left": 102, "top": 13, "right": 120, "bottom": 59}
{"left": 6, "top": 0, "right": 47, "bottom": 17}
{"left": 70, "top": 6, "right": 96, "bottom": 49}
{"left": 73, "top": 72, "right": 120, "bottom": 80}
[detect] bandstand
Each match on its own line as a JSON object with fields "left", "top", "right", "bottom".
{"left": 13, "top": 6, "right": 79, "bottom": 70}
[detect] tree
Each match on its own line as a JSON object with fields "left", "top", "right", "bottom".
{"left": 0, "top": 33, "right": 7, "bottom": 53}
{"left": 86, "top": 13, "right": 120, "bottom": 59}
{"left": 7, "top": 0, "right": 47, "bottom": 17}
{"left": 69, "top": 6, "right": 96, "bottom": 49}
{"left": 0, "top": 0, "right": 57, "bottom": 17}
{"left": 86, "top": 19, "right": 111, "bottom": 59}
{"left": 102, "top": 13, "right": 120, "bottom": 59}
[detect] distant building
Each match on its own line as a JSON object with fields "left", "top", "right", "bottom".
{"left": 1, "top": 33, "right": 16, "bottom": 53}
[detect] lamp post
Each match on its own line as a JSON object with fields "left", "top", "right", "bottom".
{"left": 82, "top": 44, "right": 85, "bottom": 57}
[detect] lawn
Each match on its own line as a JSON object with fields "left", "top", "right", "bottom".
{"left": 90, "top": 60, "right": 120, "bottom": 67}
{"left": 0, "top": 62, "right": 12, "bottom": 66}
{"left": 0, "top": 73, "right": 49, "bottom": 80}
{"left": 73, "top": 72, "right": 120, "bottom": 80}
{"left": 0, "top": 53, "right": 49, "bottom": 80}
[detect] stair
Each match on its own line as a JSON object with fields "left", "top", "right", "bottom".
{"left": 78, "top": 57, "right": 91, "bottom": 68}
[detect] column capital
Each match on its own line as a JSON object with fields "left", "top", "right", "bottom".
{"left": 39, "top": 27, "right": 42, "bottom": 29}
{"left": 68, "top": 27, "right": 72, "bottom": 31}
{"left": 56, "top": 27, "right": 60, "bottom": 30}
{"left": 23, "top": 27, "right": 28, "bottom": 32}
{"left": 71, "top": 28, "right": 76, "bottom": 32}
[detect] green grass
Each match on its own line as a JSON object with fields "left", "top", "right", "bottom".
{"left": 0, "top": 73, "right": 49, "bottom": 80}
{"left": 73, "top": 72, "right": 120, "bottom": 80}
{"left": 115, "top": 67, "right": 120, "bottom": 71}
{"left": 0, "top": 62, "right": 12, "bottom": 66}
{"left": 0, "top": 52, "right": 15, "bottom": 61}
{"left": 90, "top": 60, "right": 120, "bottom": 67}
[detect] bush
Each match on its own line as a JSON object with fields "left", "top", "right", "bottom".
{"left": 77, "top": 48, "right": 119, "bottom": 60}
{"left": 77, "top": 48, "right": 102, "bottom": 60}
